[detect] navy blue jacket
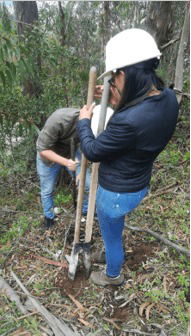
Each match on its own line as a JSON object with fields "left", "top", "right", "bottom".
{"left": 77, "top": 88, "right": 179, "bottom": 192}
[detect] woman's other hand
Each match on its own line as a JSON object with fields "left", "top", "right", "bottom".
{"left": 109, "top": 86, "right": 121, "bottom": 107}
{"left": 79, "top": 103, "right": 95, "bottom": 120}
{"left": 94, "top": 85, "right": 103, "bottom": 99}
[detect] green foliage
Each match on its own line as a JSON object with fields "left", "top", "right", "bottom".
{"left": 145, "top": 288, "right": 168, "bottom": 303}
{"left": 0, "top": 215, "right": 29, "bottom": 244}
{"left": 0, "top": 1, "right": 189, "bottom": 164}
{"left": 0, "top": 296, "right": 41, "bottom": 335}
{"left": 54, "top": 189, "right": 72, "bottom": 207}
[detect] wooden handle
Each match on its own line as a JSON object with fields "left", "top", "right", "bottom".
{"left": 85, "top": 75, "right": 111, "bottom": 242}
{"left": 73, "top": 67, "right": 97, "bottom": 243}
{"left": 87, "top": 66, "right": 97, "bottom": 107}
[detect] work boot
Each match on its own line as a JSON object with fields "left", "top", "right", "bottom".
{"left": 90, "top": 270, "right": 124, "bottom": 286}
{"left": 44, "top": 217, "right": 54, "bottom": 229}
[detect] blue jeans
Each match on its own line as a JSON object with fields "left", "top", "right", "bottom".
{"left": 36, "top": 149, "right": 91, "bottom": 219}
{"left": 96, "top": 185, "right": 148, "bottom": 277}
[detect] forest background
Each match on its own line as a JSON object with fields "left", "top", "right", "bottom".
{"left": 0, "top": 1, "right": 190, "bottom": 336}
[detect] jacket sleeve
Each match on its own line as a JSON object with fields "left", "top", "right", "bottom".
{"left": 77, "top": 117, "right": 136, "bottom": 162}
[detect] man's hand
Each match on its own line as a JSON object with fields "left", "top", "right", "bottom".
{"left": 66, "top": 159, "right": 77, "bottom": 171}
{"left": 79, "top": 103, "right": 95, "bottom": 120}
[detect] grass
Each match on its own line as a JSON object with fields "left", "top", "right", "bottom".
{"left": 0, "top": 296, "right": 42, "bottom": 336}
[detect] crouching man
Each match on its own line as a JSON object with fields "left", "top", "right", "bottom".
{"left": 36, "top": 107, "right": 90, "bottom": 228}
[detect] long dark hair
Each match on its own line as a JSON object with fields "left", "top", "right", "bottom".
{"left": 116, "top": 57, "right": 165, "bottom": 111}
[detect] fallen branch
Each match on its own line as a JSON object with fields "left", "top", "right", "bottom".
{"left": 11, "top": 271, "right": 79, "bottom": 336}
{"left": 0, "top": 276, "right": 27, "bottom": 314}
{"left": 65, "top": 292, "right": 86, "bottom": 312}
{"left": 0, "top": 207, "right": 18, "bottom": 213}
{"left": 123, "top": 329, "right": 153, "bottom": 335}
{"left": 125, "top": 225, "right": 189, "bottom": 257}
{"left": 31, "top": 254, "right": 68, "bottom": 268}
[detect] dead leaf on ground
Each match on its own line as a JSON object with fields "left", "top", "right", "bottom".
{"left": 10, "top": 328, "right": 31, "bottom": 336}
{"left": 139, "top": 301, "right": 151, "bottom": 317}
{"left": 157, "top": 303, "right": 170, "bottom": 314}
{"left": 78, "top": 317, "right": 94, "bottom": 328}
{"left": 145, "top": 303, "right": 155, "bottom": 320}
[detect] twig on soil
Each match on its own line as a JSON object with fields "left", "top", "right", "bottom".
{"left": 149, "top": 323, "right": 167, "bottom": 336}
{"left": 64, "top": 291, "right": 86, "bottom": 312}
{"left": 10, "top": 270, "right": 80, "bottom": 336}
{"left": 122, "top": 329, "right": 155, "bottom": 335}
{"left": 119, "top": 293, "right": 136, "bottom": 308}
{"left": 103, "top": 317, "right": 121, "bottom": 330}
{"left": 31, "top": 254, "right": 68, "bottom": 268}
{"left": 16, "top": 311, "right": 39, "bottom": 320}
{"left": 125, "top": 225, "right": 190, "bottom": 257}
{"left": 0, "top": 207, "right": 19, "bottom": 213}
{"left": 143, "top": 182, "right": 178, "bottom": 201}
{"left": 77, "top": 318, "right": 93, "bottom": 328}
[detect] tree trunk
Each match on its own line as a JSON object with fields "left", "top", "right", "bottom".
{"left": 174, "top": 2, "right": 190, "bottom": 104}
{"left": 13, "top": 1, "right": 42, "bottom": 97}
{"left": 146, "top": 1, "right": 175, "bottom": 47}
{"left": 101, "top": 2, "right": 111, "bottom": 54}
{"left": 13, "top": 1, "right": 38, "bottom": 35}
{"left": 58, "top": 1, "right": 66, "bottom": 46}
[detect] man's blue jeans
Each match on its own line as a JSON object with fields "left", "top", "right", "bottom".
{"left": 96, "top": 185, "right": 148, "bottom": 277}
{"left": 36, "top": 150, "right": 91, "bottom": 219}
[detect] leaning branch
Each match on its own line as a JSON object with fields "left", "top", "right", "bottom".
{"left": 125, "top": 225, "right": 189, "bottom": 257}
{"left": 160, "top": 37, "right": 180, "bottom": 51}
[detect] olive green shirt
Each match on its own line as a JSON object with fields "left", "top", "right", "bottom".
{"left": 36, "top": 108, "right": 80, "bottom": 164}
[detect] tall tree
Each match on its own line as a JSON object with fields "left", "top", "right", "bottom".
{"left": 174, "top": 2, "right": 190, "bottom": 103}
{"left": 146, "top": 1, "right": 175, "bottom": 47}
{"left": 13, "top": 1, "right": 38, "bottom": 35}
{"left": 58, "top": 1, "right": 65, "bottom": 46}
{"left": 102, "top": 1, "right": 111, "bottom": 49}
{"left": 13, "top": 1, "right": 42, "bottom": 97}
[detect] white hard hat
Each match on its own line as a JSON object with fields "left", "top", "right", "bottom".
{"left": 98, "top": 28, "right": 161, "bottom": 80}
{"left": 91, "top": 105, "right": 114, "bottom": 137}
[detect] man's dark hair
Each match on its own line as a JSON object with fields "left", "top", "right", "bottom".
{"left": 116, "top": 57, "right": 165, "bottom": 111}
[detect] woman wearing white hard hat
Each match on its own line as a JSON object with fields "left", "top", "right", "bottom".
{"left": 77, "top": 28, "right": 179, "bottom": 286}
